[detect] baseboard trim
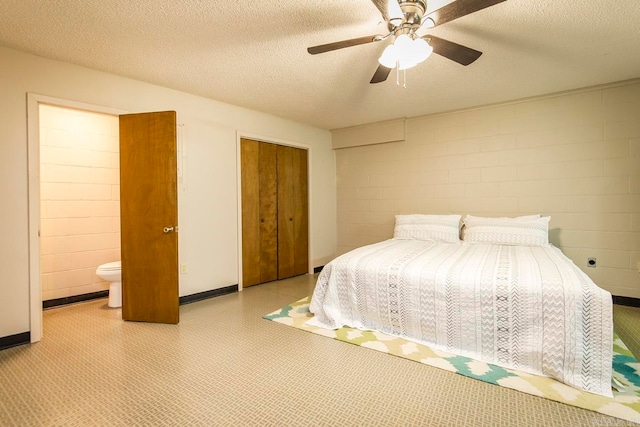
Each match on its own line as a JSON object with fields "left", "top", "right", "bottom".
{"left": 43, "top": 290, "right": 109, "bottom": 309}
{"left": 40, "top": 288, "right": 640, "bottom": 310}
{"left": 179, "top": 284, "right": 238, "bottom": 305}
{"left": 0, "top": 332, "right": 30, "bottom": 350}
{"left": 42, "top": 285, "right": 239, "bottom": 310}
{"left": 313, "top": 266, "right": 324, "bottom": 274}
{"left": 613, "top": 295, "right": 640, "bottom": 308}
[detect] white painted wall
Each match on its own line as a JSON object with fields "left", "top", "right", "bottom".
{"left": 334, "top": 80, "right": 640, "bottom": 298}
{"left": 0, "top": 46, "right": 336, "bottom": 338}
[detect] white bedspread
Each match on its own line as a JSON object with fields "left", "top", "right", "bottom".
{"left": 307, "top": 239, "right": 613, "bottom": 397}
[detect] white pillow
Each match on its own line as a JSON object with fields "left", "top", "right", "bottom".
{"left": 463, "top": 215, "right": 550, "bottom": 246}
{"left": 460, "top": 214, "right": 540, "bottom": 239}
{"left": 393, "top": 214, "right": 461, "bottom": 242}
{"left": 514, "top": 214, "right": 541, "bottom": 220}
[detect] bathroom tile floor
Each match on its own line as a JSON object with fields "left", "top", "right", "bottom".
{"left": 0, "top": 274, "right": 638, "bottom": 426}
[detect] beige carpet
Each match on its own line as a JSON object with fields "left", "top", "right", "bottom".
{"left": 266, "top": 296, "right": 640, "bottom": 425}
{"left": 0, "top": 274, "right": 638, "bottom": 426}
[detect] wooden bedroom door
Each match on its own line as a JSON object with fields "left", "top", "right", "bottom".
{"left": 119, "top": 111, "right": 179, "bottom": 324}
{"left": 240, "top": 139, "right": 308, "bottom": 287}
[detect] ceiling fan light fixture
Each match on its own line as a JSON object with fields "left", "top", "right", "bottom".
{"left": 394, "top": 34, "right": 414, "bottom": 54}
{"left": 378, "top": 44, "right": 398, "bottom": 68}
{"left": 398, "top": 58, "right": 419, "bottom": 70}
{"left": 378, "top": 34, "right": 432, "bottom": 70}
{"left": 413, "top": 37, "right": 433, "bottom": 63}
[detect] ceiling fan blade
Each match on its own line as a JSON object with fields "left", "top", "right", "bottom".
{"left": 307, "top": 35, "right": 379, "bottom": 55}
{"left": 425, "top": 0, "right": 507, "bottom": 27}
{"left": 370, "top": 0, "right": 391, "bottom": 23}
{"left": 370, "top": 0, "right": 405, "bottom": 28}
{"left": 370, "top": 64, "right": 392, "bottom": 84}
{"left": 425, "top": 35, "right": 482, "bottom": 65}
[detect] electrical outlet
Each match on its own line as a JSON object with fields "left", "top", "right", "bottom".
{"left": 587, "top": 257, "right": 597, "bottom": 268}
{"left": 180, "top": 264, "right": 188, "bottom": 274}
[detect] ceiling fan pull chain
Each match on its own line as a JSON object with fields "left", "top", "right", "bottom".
{"left": 395, "top": 62, "right": 407, "bottom": 89}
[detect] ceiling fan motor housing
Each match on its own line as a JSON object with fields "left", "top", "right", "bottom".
{"left": 399, "top": 0, "right": 426, "bottom": 22}
{"left": 396, "top": 0, "right": 427, "bottom": 36}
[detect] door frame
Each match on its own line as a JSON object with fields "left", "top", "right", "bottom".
{"left": 236, "top": 133, "right": 313, "bottom": 290}
{"left": 26, "top": 93, "right": 128, "bottom": 343}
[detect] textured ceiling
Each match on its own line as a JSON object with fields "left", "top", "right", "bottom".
{"left": 0, "top": 0, "right": 639, "bottom": 130}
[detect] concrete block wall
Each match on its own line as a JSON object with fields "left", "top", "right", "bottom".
{"left": 335, "top": 80, "right": 640, "bottom": 297}
{"left": 39, "top": 105, "right": 120, "bottom": 301}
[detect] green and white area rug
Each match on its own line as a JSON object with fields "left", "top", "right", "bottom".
{"left": 265, "top": 296, "right": 640, "bottom": 425}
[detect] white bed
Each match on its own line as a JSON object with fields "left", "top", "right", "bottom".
{"left": 307, "top": 215, "right": 613, "bottom": 397}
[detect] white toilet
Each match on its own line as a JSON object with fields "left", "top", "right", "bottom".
{"left": 96, "top": 261, "right": 122, "bottom": 308}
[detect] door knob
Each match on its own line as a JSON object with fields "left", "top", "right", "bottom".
{"left": 163, "top": 226, "right": 174, "bottom": 234}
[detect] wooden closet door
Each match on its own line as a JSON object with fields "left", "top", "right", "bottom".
{"left": 277, "top": 145, "right": 308, "bottom": 279}
{"left": 240, "top": 139, "right": 277, "bottom": 287}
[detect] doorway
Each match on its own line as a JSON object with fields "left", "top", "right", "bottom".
{"left": 28, "top": 95, "right": 127, "bottom": 342}
{"left": 28, "top": 95, "right": 181, "bottom": 341}
{"left": 38, "top": 104, "right": 121, "bottom": 304}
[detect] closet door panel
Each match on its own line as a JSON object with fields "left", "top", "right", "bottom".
{"left": 259, "top": 142, "right": 278, "bottom": 283}
{"left": 292, "top": 147, "right": 309, "bottom": 276}
{"left": 277, "top": 145, "right": 295, "bottom": 279}
{"left": 240, "top": 139, "right": 261, "bottom": 287}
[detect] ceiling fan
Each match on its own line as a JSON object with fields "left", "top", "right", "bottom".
{"left": 307, "top": 0, "right": 507, "bottom": 84}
